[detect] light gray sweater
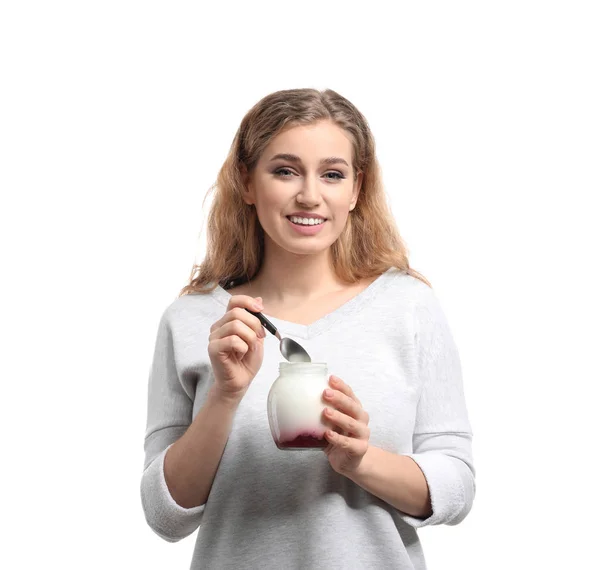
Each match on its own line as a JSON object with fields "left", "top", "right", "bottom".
{"left": 141, "top": 268, "right": 475, "bottom": 569}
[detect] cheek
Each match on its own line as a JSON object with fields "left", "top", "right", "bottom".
{"left": 255, "top": 185, "right": 288, "bottom": 214}
{"left": 254, "top": 195, "right": 286, "bottom": 231}
{"left": 329, "top": 200, "right": 352, "bottom": 221}
{"left": 256, "top": 195, "right": 280, "bottom": 219}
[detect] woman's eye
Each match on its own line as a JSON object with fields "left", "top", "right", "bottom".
{"left": 274, "top": 168, "right": 345, "bottom": 181}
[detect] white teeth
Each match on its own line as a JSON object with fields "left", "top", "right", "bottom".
{"left": 289, "top": 216, "right": 324, "bottom": 226}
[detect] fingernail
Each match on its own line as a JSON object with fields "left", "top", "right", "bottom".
{"left": 324, "top": 389, "right": 334, "bottom": 398}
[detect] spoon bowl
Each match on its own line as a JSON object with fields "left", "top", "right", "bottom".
{"left": 279, "top": 336, "right": 312, "bottom": 363}
{"left": 245, "top": 309, "right": 311, "bottom": 363}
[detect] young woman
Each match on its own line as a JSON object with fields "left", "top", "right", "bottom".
{"left": 141, "top": 88, "right": 475, "bottom": 569}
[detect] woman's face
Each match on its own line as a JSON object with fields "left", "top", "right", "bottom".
{"left": 242, "top": 120, "right": 363, "bottom": 257}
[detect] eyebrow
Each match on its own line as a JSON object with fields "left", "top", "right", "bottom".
{"left": 268, "top": 153, "right": 350, "bottom": 168}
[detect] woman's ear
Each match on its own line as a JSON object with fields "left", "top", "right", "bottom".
{"left": 240, "top": 163, "right": 255, "bottom": 206}
{"left": 350, "top": 170, "right": 364, "bottom": 211}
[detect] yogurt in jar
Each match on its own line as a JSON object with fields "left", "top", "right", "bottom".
{"left": 267, "top": 362, "right": 334, "bottom": 449}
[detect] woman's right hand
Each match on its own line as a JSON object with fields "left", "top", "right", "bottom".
{"left": 207, "top": 295, "right": 266, "bottom": 401}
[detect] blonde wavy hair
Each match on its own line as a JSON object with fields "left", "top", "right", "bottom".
{"left": 179, "top": 88, "right": 430, "bottom": 297}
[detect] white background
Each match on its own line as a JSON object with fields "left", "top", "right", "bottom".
{"left": 2, "top": 1, "right": 599, "bottom": 568}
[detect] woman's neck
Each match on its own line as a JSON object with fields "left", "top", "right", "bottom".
{"left": 248, "top": 249, "right": 346, "bottom": 305}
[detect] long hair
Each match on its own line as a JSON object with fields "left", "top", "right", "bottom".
{"left": 178, "top": 88, "right": 431, "bottom": 296}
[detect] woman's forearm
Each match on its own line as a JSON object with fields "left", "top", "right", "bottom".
{"left": 347, "top": 446, "right": 433, "bottom": 518}
{"left": 163, "top": 385, "right": 242, "bottom": 509}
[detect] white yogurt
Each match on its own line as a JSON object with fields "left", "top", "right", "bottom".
{"left": 267, "top": 362, "right": 334, "bottom": 449}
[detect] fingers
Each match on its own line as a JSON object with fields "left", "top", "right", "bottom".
{"left": 209, "top": 334, "right": 255, "bottom": 360}
{"left": 323, "top": 429, "right": 369, "bottom": 457}
{"left": 323, "top": 378, "right": 369, "bottom": 425}
{"left": 210, "top": 295, "right": 263, "bottom": 335}
{"left": 208, "top": 296, "right": 266, "bottom": 360}
{"left": 329, "top": 375, "right": 363, "bottom": 408}
{"left": 320, "top": 377, "right": 371, "bottom": 472}
{"left": 210, "top": 319, "right": 265, "bottom": 353}
{"left": 322, "top": 375, "right": 370, "bottom": 440}
{"left": 323, "top": 406, "right": 370, "bottom": 439}
{"left": 210, "top": 298, "right": 266, "bottom": 340}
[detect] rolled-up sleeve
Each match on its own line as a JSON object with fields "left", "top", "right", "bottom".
{"left": 400, "top": 292, "right": 476, "bottom": 528}
{"left": 140, "top": 309, "right": 205, "bottom": 542}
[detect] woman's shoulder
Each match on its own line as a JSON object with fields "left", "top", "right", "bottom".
{"left": 160, "top": 285, "right": 227, "bottom": 327}
{"left": 383, "top": 267, "right": 436, "bottom": 300}
{"left": 380, "top": 268, "right": 449, "bottom": 325}
{"left": 388, "top": 271, "right": 456, "bottom": 343}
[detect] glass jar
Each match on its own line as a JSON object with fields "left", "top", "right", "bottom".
{"left": 267, "top": 362, "right": 334, "bottom": 450}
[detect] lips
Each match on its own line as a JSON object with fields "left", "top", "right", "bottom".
{"left": 286, "top": 216, "right": 327, "bottom": 235}
{"left": 286, "top": 215, "right": 327, "bottom": 224}
{"left": 286, "top": 213, "right": 328, "bottom": 221}
{"left": 286, "top": 216, "right": 324, "bottom": 223}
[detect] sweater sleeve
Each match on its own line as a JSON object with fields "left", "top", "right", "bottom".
{"left": 140, "top": 308, "right": 205, "bottom": 542}
{"left": 399, "top": 291, "right": 476, "bottom": 528}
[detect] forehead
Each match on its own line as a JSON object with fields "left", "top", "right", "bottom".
{"left": 261, "top": 121, "right": 354, "bottom": 163}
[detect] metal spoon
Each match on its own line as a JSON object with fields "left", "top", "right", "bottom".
{"left": 245, "top": 308, "right": 311, "bottom": 362}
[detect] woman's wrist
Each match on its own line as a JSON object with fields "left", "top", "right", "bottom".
{"left": 344, "top": 445, "right": 432, "bottom": 518}
{"left": 207, "top": 383, "right": 246, "bottom": 411}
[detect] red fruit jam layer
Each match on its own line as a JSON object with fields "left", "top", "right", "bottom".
{"left": 276, "top": 432, "right": 327, "bottom": 449}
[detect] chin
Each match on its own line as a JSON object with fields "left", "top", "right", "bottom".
{"left": 280, "top": 241, "right": 329, "bottom": 255}
{"left": 265, "top": 233, "right": 332, "bottom": 256}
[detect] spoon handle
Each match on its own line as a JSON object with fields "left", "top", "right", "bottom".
{"left": 244, "top": 308, "right": 278, "bottom": 337}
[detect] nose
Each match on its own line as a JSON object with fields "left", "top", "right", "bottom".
{"left": 296, "top": 174, "right": 322, "bottom": 207}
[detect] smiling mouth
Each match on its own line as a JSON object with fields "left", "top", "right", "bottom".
{"left": 286, "top": 216, "right": 327, "bottom": 226}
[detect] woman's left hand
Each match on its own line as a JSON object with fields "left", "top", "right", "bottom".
{"left": 322, "top": 375, "right": 371, "bottom": 475}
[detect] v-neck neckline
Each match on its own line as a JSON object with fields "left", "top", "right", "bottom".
{"left": 209, "top": 267, "right": 398, "bottom": 339}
